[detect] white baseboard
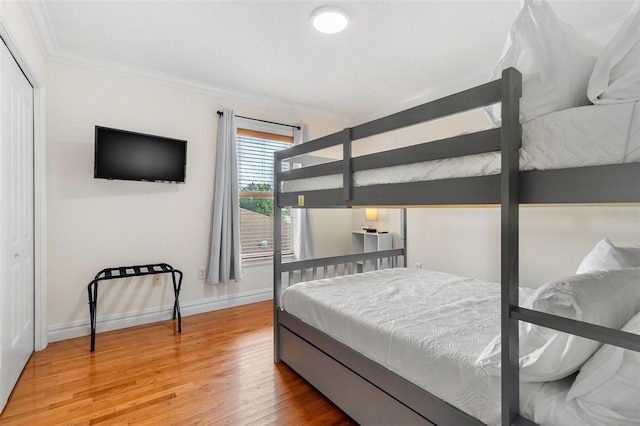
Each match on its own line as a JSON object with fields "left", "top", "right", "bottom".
{"left": 46, "top": 288, "right": 273, "bottom": 343}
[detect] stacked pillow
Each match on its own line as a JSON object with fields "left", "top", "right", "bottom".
{"left": 485, "top": 0, "right": 599, "bottom": 124}
{"left": 475, "top": 238, "right": 640, "bottom": 422}
{"left": 474, "top": 266, "right": 640, "bottom": 381}
{"left": 566, "top": 311, "right": 640, "bottom": 425}
{"left": 487, "top": 0, "right": 640, "bottom": 125}
{"left": 569, "top": 239, "right": 640, "bottom": 424}
{"left": 576, "top": 237, "right": 640, "bottom": 274}
{"left": 588, "top": 0, "right": 640, "bottom": 104}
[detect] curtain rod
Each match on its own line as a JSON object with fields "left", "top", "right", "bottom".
{"left": 216, "top": 111, "right": 301, "bottom": 130}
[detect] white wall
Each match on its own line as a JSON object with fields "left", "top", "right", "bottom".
{"left": 45, "top": 62, "right": 351, "bottom": 341}
{"left": 406, "top": 206, "right": 639, "bottom": 288}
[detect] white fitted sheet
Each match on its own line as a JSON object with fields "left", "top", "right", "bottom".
{"left": 282, "top": 101, "right": 639, "bottom": 192}
{"left": 282, "top": 268, "right": 550, "bottom": 425}
{"left": 523, "top": 377, "right": 585, "bottom": 426}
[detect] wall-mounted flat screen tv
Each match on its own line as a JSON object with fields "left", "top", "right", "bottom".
{"left": 94, "top": 126, "right": 187, "bottom": 183}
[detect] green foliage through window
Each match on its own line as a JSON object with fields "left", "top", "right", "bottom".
{"left": 239, "top": 182, "right": 274, "bottom": 217}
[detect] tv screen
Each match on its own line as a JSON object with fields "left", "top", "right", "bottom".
{"left": 94, "top": 126, "right": 187, "bottom": 183}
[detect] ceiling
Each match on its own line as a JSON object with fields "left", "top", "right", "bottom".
{"left": 24, "top": 1, "right": 634, "bottom": 122}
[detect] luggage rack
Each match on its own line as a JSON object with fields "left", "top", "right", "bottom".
{"left": 87, "top": 263, "right": 183, "bottom": 352}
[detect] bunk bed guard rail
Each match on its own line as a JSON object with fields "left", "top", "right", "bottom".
{"left": 274, "top": 79, "right": 513, "bottom": 208}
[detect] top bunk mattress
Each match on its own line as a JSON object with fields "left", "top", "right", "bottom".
{"left": 282, "top": 101, "right": 640, "bottom": 193}
{"left": 281, "top": 268, "right": 546, "bottom": 426}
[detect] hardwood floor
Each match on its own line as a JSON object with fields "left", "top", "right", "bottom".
{"left": 0, "top": 301, "right": 356, "bottom": 425}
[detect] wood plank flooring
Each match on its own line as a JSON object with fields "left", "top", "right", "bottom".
{"left": 0, "top": 301, "right": 356, "bottom": 425}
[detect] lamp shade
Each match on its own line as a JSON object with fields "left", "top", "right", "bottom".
{"left": 365, "top": 208, "right": 378, "bottom": 221}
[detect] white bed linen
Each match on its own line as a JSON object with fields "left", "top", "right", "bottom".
{"left": 282, "top": 101, "right": 639, "bottom": 192}
{"left": 282, "top": 268, "right": 550, "bottom": 426}
{"left": 523, "top": 377, "right": 584, "bottom": 426}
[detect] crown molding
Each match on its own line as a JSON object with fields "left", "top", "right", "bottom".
{"left": 47, "top": 49, "right": 348, "bottom": 121}
{"left": 20, "top": 0, "right": 347, "bottom": 122}
{"left": 20, "top": 0, "right": 627, "bottom": 126}
{"left": 45, "top": 48, "right": 347, "bottom": 120}
{"left": 20, "top": 0, "right": 57, "bottom": 55}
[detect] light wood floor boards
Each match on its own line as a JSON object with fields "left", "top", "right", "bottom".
{"left": 0, "top": 301, "right": 356, "bottom": 425}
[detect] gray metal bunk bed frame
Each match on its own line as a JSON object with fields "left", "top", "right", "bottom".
{"left": 272, "top": 68, "right": 640, "bottom": 426}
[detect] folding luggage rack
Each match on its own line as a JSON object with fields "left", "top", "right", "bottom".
{"left": 87, "top": 263, "right": 183, "bottom": 352}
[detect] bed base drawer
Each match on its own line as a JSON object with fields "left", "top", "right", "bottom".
{"left": 280, "top": 326, "right": 434, "bottom": 426}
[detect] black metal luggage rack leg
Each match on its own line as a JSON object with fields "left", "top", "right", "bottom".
{"left": 87, "top": 263, "right": 183, "bottom": 352}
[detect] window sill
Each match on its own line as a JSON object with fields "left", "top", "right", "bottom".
{"left": 242, "top": 255, "right": 294, "bottom": 268}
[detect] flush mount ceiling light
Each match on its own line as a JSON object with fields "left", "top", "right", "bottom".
{"left": 311, "top": 6, "right": 350, "bottom": 34}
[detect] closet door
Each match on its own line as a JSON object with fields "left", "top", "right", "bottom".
{"left": 0, "top": 40, "right": 34, "bottom": 413}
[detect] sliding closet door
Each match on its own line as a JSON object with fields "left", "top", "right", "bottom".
{"left": 0, "top": 40, "right": 34, "bottom": 413}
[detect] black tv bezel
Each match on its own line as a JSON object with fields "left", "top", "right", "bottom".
{"left": 94, "top": 126, "right": 188, "bottom": 184}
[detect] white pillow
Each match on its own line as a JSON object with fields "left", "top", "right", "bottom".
{"left": 475, "top": 268, "right": 640, "bottom": 382}
{"left": 566, "top": 311, "right": 640, "bottom": 425}
{"left": 576, "top": 238, "right": 640, "bottom": 274}
{"left": 588, "top": 0, "right": 640, "bottom": 104}
{"left": 486, "top": 0, "right": 600, "bottom": 125}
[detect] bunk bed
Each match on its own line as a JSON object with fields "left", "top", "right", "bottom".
{"left": 272, "top": 67, "right": 640, "bottom": 426}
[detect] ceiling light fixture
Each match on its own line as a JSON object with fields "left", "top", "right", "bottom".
{"left": 311, "top": 6, "right": 350, "bottom": 34}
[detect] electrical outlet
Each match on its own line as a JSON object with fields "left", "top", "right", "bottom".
{"left": 415, "top": 263, "right": 422, "bottom": 269}
{"left": 198, "top": 267, "right": 206, "bottom": 280}
{"left": 153, "top": 275, "right": 162, "bottom": 286}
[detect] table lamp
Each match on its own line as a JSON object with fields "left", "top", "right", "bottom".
{"left": 364, "top": 208, "right": 378, "bottom": 233}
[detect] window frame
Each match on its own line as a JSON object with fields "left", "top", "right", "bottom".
{"left": 236, "top": 117, "right": 295, "bottom": 261}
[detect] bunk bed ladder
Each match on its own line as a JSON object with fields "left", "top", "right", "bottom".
{"left": 500, "top": 67, "right": 522, "bottom": 426}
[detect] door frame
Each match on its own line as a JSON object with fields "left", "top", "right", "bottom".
{"left": 0, "top": 5, "right": 47, "bottom": 351}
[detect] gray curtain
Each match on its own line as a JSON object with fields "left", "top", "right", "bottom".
{"left": 293, "top": 124, "right": 314, "bottom": 260}
{"left": 208, "top": 108, "right": 243, "bottom": 283}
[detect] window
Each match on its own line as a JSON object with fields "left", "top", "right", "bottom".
{"left": 237, "top": 125, "right": 294, "bottom": 260}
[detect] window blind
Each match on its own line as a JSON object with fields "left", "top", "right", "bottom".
{"left": 237, "top": 131, "right": 293, "bottom": 259}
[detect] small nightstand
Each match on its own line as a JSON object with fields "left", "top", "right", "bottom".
{"left": 351, "top": 231, "right": 392, "bottom": 272}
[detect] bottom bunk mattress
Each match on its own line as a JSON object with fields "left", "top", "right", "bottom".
{"left": 280, "top": 268, "right": 574, "bottom": 426}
